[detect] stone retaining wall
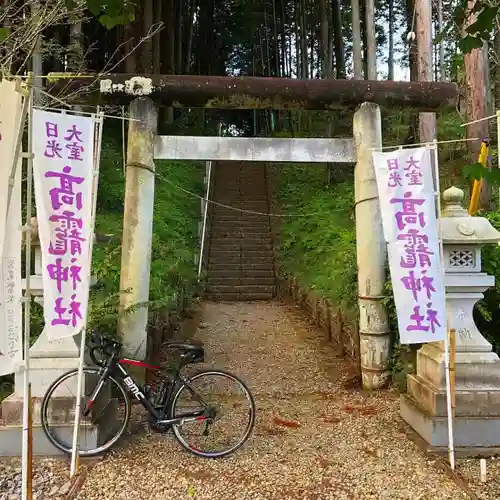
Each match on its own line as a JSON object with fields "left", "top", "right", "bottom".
{"left": 276, "top": 275, "right": 360, "bottom": 373}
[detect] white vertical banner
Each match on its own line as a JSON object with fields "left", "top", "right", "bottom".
{"left": 32, "top": 110, "right": 95, "bottom": 340}
{"left": 372, "top": 147, "right": 446, "bottom": 344}
{"left": 0, "top": 80, "right": 24, "bottom": 375}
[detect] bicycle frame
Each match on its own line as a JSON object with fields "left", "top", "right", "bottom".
{"left": 84, "top": 351, "right": 210, "bottom": 426}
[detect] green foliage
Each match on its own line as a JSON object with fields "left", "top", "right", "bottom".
{"left": 278, "top": 163, "right": 357, "bottom": 312}
{"left": 84, "top": 0, "right": 136, "bottom": 29}
{"left": 463, "top": 162, "right": 500, "bottom": 185}
{"left": 452, "top": 1, "right": 499, "bottom": 53}
{"left": 87, "top": 137, "right": 203, "bottom": 337}
{"left": 0, "top": 27, "right": 9, "bottom": 42}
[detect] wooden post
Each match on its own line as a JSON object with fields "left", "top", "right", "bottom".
{"left": 118, "top": 98, "right": 158, "bottom": 365}
{"left": 415, "top": 0, "right": 436, "bottom": 142}
{"left": 450, "top": 328, "right": 456, "bottom": 418}
{"left": 353, "top": 103, "right": 391, "bottom": 389}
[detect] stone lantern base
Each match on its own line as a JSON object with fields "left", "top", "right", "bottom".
{"left": 401, "top": 343, "right": 500, "bottom": 455}
{"left": 400, "top": 186, "right": 500, "bottom": 456}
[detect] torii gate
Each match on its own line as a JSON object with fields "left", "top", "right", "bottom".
{"left": 49, "top": 74, "right": 459, "bottom": 390}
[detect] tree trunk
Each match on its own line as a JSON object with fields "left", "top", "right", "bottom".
{"left": 294, "top": 1, "right": 301, "bottom": 77}
{"left": 154, "top": 0, "right": 163, "bottom": 74}
{"left": 197, "top": 0, "right": 215, "bottom": 75}
{"left": 388, "top": 0, "right": 395, "bottom": 80}
{"left": 351, "top": 0, "right": 363, "bottom": 79}
{"left": 272, "top": 0, "right": 281, "bottom": 76}
{"left": 184, "top": 0, "right": 196, "bottom": 73}
{"left": 124, "top": 15, "right": 138, "bottom": 74}
{"left": 176, "top": 0, "right": 183, "bottom": 73}
{"left": 331, "top": 0, "right": 345, "bottom": 78}
{"left": 164, "top": 0, "right": 175, "bottom": 74}
{"left": 416, "top": 0, "right": 436, "bottom": 143}
{"left": 142, "top": 0, "right": 154, "bottom": 73}
{"left": 299, "top": 0, "right": 308, "bottom": 78}
{"left": 320, "top": 0, "right": 329, "bottom": 78}
{"left": 464, "top": 4, "right": 490, "bottom": 209}
{"left": 437, "top": 0, "right": 445, "bottom": 81}
{"left": 494, "top": 19, "right": 500, "bottom": 110}
{"left": 365, "top": 0, "right": 377, "bottom": 79}
{"left": 30, "top": 0, "right": 43, "bottom": 104}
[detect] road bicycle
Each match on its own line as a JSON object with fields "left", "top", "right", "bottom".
{"left": 41, "top": 331, "right": 256, "bottom": 458}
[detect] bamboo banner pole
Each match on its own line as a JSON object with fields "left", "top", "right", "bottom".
{"left": 70, "top": 110, "right": 104, "bottom": 477}
{"left": 468, "top": 140, "right": 489, "bottom": 216}
{"left": 450, "top": 328, "right": 456, "bottom": 419}
{"left": 21, "top": 72, "right": 34, "bottom": 500}
{"left": 27, "top": 383, "right": 33, "bottom": 500}
{"left": 431, "top": 140, "right": 456, "bottom": 469}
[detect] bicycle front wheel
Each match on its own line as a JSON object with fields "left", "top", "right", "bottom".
{"left": 170, "top": 369, "right": 256, "bottom": 458}
{"left": 41, "top": 367, "right": 131, "bottom": 457}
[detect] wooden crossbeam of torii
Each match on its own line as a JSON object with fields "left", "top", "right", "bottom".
{"left": 47, "top": 74, "right": 459, "bottom": 111}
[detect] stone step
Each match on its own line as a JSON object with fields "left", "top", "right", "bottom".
{"left": 210, "top": 248, "right": 273, "bottom": 257}
{"left": 205, "top": 292, "right": 275, "bottom": 302}
{"left": 211, "top": 219, "right": 271, "bottom": 227}
{"left": 207, "top": 268, "right": 274, "bottom": 278}
{"left": 208, "top": 277, "right": 276, "bottom": 286}
{"left": 208, "top": 262, "right": 274, "bottom": 271}
{"left": 209, "top": 257, "right": 273, "bottom": 266}
{"left": 208, "top": 230, "right": 272, "bottom": 238}
{"left": 207, "top": 284, "right": 275, "bottom": 294}
{"left": 209, "top": 241, "right": 273, "bottom": 250}
{"left": 211, "top": 206, "right": 269, "bottom": 214}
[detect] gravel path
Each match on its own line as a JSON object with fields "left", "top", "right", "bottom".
{"left": 0, "top": 458, "right": 73, "bottom": 500}
{"left": 76, "top": 301, "right": 471, "bottom": 500}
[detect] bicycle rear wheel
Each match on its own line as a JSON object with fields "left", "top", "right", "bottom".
{"left": 41, "top": 367, "right": 131, "bottom": 456}
{"left": 170, "top": 369, "right": 255, "bottom": 458}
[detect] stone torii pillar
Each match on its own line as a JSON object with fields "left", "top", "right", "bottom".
{"left": 118, "top": 97, "right": 157, "bottom": 363}
{"left": 353, "top": 103, "right": 390, "bottom": 389}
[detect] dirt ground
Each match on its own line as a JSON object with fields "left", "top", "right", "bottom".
{"left": 74, "top": 301, "right": 474, "bottom": 500}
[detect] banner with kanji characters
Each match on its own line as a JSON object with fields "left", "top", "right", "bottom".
{"left": 0, "top": 80, "right": 23, "bottom": 375}
{"left": 33, "top": 110, "right": 95, "bottom": 340}
{"left": 372, "top": 147, "right": 446, "bottom": 344}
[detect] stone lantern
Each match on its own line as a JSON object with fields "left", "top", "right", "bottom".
{"left": 401, "top": 186, "right": 500, "bottom": 454}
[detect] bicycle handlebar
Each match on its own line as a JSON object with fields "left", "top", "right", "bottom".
{"left": 86, "top": 330, "right": 122, "bottom": 367}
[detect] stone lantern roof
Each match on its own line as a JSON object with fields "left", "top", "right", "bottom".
{"left": 440, "top": 186, "right": 500, "bottom": 244}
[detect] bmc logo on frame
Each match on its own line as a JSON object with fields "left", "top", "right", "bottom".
{"left": 123, "top": 376, "right": 143, "bottom": 400}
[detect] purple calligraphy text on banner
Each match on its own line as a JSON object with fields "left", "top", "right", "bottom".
{"left": 33, "top": 109, "right": 95, "bottom": 340}
{"left": 45, "top": 166, "right": 84, "bottom": 211}
{"left": 407, "top": 304, "right": 441, "bottom": 333}
{"left": 64, "top": 124, "right": 84, "bottom": 143}
{"left": 387, "top": 158, "right": 402, "bottom": 187}
{"left": 52, "top": 294, "right": 83, "bottom": 327}
{"left": 373, "top": 146, "right": 445, "bottom": 345}
{"left": 66, "top": 142, "right": 84, "bottom": 161}
{"left": 404, "top": 155, "right": 423, "bottom": 186}
{"left": 401, "top": 270, "right": 436, "bottom": 301}
{"left": 45, "top": 122, "right": 58, "bottom": 138}
{"left": 45, "top": 140, "right": 63, "bottom": 159}
{"left": 390, "top": 192, "right": 426, "bottom": 230}
{"left": 397, "top": 229, "right": 434, "bottom": 269}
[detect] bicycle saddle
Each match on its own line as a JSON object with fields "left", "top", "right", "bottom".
{"left": 166, "top": 342, "right": 205, "bottom": 364}
{"left": 167, "top": 342, "right": 203, "bottom": 351}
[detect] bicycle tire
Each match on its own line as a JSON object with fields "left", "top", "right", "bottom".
{"left": 41, "top": 367, "right": 131, "bottom": 457}
{"left": 170, "top": 369, "right": 256, "bottom": 458}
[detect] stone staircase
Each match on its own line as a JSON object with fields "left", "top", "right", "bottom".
{"left": 205, "top": 161, "right": 276, "bottom": 301}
